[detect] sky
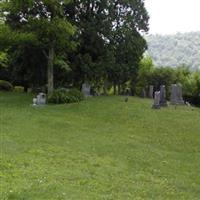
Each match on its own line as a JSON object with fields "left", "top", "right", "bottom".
{"left": 145, "top": 0, "right": 200, "bottom": 35}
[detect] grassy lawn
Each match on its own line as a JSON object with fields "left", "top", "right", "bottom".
{"left": 1, "top": 92, "right": 200, "bottom": 200}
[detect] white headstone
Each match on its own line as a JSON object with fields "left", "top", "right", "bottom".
{"left": 81, "top": 83, "right": 91, "bottom": 97}
{"left": 152, "top": 91, "right": 161, "bottom": 109}
{"left": 36, "top": 93, "right": 46, "bottom": 105}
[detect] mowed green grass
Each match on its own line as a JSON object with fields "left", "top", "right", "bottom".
{"left": 0, "top": 92, "right": 200, "bottom": 200}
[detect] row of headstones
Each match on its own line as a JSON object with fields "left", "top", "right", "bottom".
{"left": 152, "top": 84, "right": 185, "bottom": 109}
{"left": 32, "top": 83, "right": 91, "bottom": 106}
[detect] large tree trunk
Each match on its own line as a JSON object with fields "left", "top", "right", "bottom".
{"left": 47, "top": 46, "right": 54, "bottom": 96}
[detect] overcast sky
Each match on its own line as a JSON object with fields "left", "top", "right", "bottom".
{"left": 145, "top": 0, "right": 200, "bottom": 35}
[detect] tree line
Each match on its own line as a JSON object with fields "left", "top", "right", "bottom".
{"left": 0, "top": 0, "right": 149, "bottom": 95}
{"left": 136, "top": 56, "right": 200, "bottom": 106}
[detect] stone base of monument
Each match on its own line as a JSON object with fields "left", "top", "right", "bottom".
{"left": 170, "top": 100, "right": 185, "bottom": 105}
{"left": 152, "top": 104, "right": 161, "bottom": 109}
{"left": 160, "top": 101, "right": 168, "bottom": 107}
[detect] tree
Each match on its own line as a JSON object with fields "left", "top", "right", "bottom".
{"left": 0, "top": 0, "right": 75, "bottom": 95}
{"left": 65, "top": 0, "right": 149, "bottom": 91}
{"left": 135, "top": 56, "right": 154, "bottom": 91}
{"left": 0, "top": 0, "right": 149, "bottom": 94}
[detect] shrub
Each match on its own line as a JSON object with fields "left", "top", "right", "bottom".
{"left": 184, "top": 95, "right": 200, "bottom": 107}
{"left": 0, "top": 80, "right": 13, "bottom": 91}
{"left": 48, "top": 88, "right": 84, "bottom": 104}
{"left": 67, "top": 89, "right": 84, "bottom": 103}
{"left": 14, "top": 86, "right": 24, "bottom": 93}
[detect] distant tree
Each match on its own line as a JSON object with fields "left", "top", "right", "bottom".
{"left": 66, "top": 0, "right": 149, "bottom": 92}
{"left": 146, "top": 32, "right": 200, "bottom": 70}
{"left": 136, "top": 56, "right": 154, "bottom": 87}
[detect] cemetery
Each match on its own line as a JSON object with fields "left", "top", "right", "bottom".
{"left": 1, "top": 91, "right": 200, "bottom": 199}
{"left": 0, "top": 0, "right": 200, "bottom": 199}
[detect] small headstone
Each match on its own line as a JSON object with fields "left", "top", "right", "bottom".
{"left": 152, "top": 91, "right": 161, "bottom": 109}
{"left": 159, "top": 85, "right": 168, "bottom": 106}
{"left": 33, "top": 98, "right": 37, "bottom": 106}
{"left": 81, "top": 83, "right": 91, "bottom": 97}
{"left": 33, "top": 93, "right": 46, "bottom": 106}
{"left": 170, "top": 84, "right": 184, "bottom": 105}
{"left": 149, "top": 85, "right": 154, "bottom": 99}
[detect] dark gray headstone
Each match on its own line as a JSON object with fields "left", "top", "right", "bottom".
{"left": 159, "top": 85, "right": 168, "bottom": 106}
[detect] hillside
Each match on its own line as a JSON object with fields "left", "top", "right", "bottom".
{"left": 1, "top": 92, "right": 200, "bottom": 199}
{"left": 146, "top": 32, "right": 200, "bottom": 70}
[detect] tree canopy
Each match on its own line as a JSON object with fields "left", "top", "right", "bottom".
{"left": 0, "top": 0, "right": 149, "bottom": 94}
{"left": 146, "top": 32, "right": 200, "bottom": 70}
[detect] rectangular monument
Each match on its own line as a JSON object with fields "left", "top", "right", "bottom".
{"left": 170, "top": 84, "right": 184, "bottom": 105}
{"left": 149, "top": 85, "right": 154, "bottom": 99}
{"left": 159, "top": 85, "right": 168, "bottom": 106}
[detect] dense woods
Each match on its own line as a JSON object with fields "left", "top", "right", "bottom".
{"left": 0, "top": 0, "right": 149, "bottom": 95}
{"left": 146, "top": 32, "right": 200, "bottom": 70}
{"left": 0, "top": 1, "right": 199, "bottom": 105}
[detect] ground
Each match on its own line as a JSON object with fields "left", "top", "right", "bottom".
{"left": 1, "top": 92, "right": 200, "bottom": 200}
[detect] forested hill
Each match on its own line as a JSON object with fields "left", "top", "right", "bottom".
{"left": 146, "top": 32, "right": 200, "bottom": 70}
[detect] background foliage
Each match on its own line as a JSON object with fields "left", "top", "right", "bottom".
{"left": 146, "top": 32, "right": 200, "bottom": 70}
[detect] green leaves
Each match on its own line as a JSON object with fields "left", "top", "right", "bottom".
{"left": 0, "top": 51, "right": 8, "bottom": 68}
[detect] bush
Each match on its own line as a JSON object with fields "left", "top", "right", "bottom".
{"left": 0, "top": 80, "right": 13, "bottom": 91}
{"left": 48, "top": 88, "right": 84, "bottom": 104}
{"left": 14, "top": 86, "right": 24, "bottom": 93}
{"left": 184, "top": 95, "right": 200, "bottom": 107}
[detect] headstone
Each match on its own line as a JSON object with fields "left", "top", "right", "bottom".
{"left": 159, "top": 85, "right": 168, "bottom": 106}
{"left": 32, "top": 93, "right": 46, "bottom": 106}
{"left": 149, "top": 85, "right": 154, "bottom": 99}
{"left": 170, "top": 84, "right": 177, "bottom": 105}
{"left": 170, "top": 84, "right": 184, "bottom": 105}
{"left": 81, "top": 83, "right": 91, "bottom": 97}
{"left": 152, "top": 91, "right": 161, "bottom": 109}
{"left": 33, "top": 98, "right": 37, "bottom": 106}
{"left": 141, "top": 88, "right": 146, "bottom": 98}
{"left": 176, "top": 84, "right": 185, "bottom": 104}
